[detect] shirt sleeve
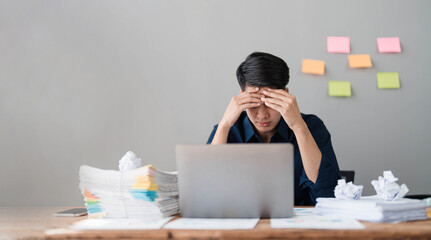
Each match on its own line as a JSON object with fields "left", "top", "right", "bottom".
{"left": 298, "top": 115, "right": 341, "bottom": 205}
{"left": 206, "top": 125, "right": 218, "bottom": 144}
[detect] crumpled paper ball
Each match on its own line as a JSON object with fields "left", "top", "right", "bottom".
{"left": 118, "top": 151, "right": 142, "bottom": 172}
{"left": 371, "top": 170, "right": 409, "bottom": 200}
{"left": 334, "top": 179, "right": 363, "bottom": 200}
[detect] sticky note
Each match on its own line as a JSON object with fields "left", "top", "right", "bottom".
{"left": 327, "top": 36, "right": 350, "bottom": 53}
{"left": 377, "top": 37, "right": 401, "bottom": 53}
{"left": 377, "top": 72, "right": 400, "bottom": 89}
{"left": 328, "top": 81, "right": 351, "bottom": 97}
{"left": 84, "top": 189, "right": 98, "bottom": 199}
{"left": 348, "top": 54, "right": 372, "bottom": 68}
{"left": 132, "top": 182, "right": 158, "bottom": 191}
{"left": 302, "top": 59, "right": 325, "bottom": 75}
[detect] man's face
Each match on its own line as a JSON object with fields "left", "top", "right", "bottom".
{"left": 244, "top": 86, "right": 282, "bottom": 135}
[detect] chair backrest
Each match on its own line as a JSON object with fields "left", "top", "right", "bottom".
{"left": 405, "top": 194, "right": 431, "bottom": 200}
{"left": 340, "top": 170, "right": 355, "bottom": 183}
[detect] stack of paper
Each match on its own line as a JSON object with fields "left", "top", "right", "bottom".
{"left": 316, "top": 196, "right": 427, "bottom": 222}
{"left": 79, "top": 165, "right": 179, "bottom": 218}
{"left": 71, "top": 217, "right": 174, "bottom": 230}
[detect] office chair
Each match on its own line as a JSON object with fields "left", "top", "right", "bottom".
{"left": 340, "top": 170, "right": 355, "bottom": 183}
{"left": 405, "top": 194, "right": 431, "bottom": 200}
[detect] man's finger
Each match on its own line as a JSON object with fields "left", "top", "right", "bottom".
{"left": 268, "top": 88, "right": 293, "bottom": 96}
{"left": 246, "top": 87, "right": 260, "bottom": 93}
{"left": 263, "top": 101, "right": 283, "bottom": 113}
{"left": 263, "top": 89, "right": 290, "bottom": 101}
{"left": 240, "top": 102, "right": 261, "bottom": 110}
{"left": 238, "top": 96, "right": 262, "bottom": 105}
{"left": 260, "top": 96, "right": 285, "bottom": 107}
{"left": 238, "top": 93, "right": 265, "bottom": 104}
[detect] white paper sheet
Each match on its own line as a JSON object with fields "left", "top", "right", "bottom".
{"left": 70, "top": 217, "right": 173, "bottom": 230}
{"left": 163, "top": 218, "right": 260, "bottom": 230}
{"left": 293, "top": 207, "right": 316, "bottom": 216}
{"left": 271, "top": 215, "right": 364, "bottom": 229}
{"left": 118, "top": 151, "right": 142, "bottom": 172}
{"left": 371, "top": 171, "right": 409, "bottom": 200}
{"left": 334, "top": 179, "right": 363, "bottom": 200}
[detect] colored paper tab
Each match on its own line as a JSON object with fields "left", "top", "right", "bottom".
{"left": 377, "top": 37, "right": 401, "bottom": 53}
{"left": 377, "top": 72, "right": 400, "bottom": 89}
{"left": 327, "top": 36, "right": 350, "bottom": 53}
{"left": 132, "top": 182, "right": 158, "bottom": 191}
{"left": 302, "top": 59, "right": 325, "bottom": 75}
{"left": 84, "top": 189, "right": 98, "bottom": 199}
{"left": 329, "top": 81, "right": 351, "bottom": 97}
{"left": 348, "top": 54, "right": 372, "bottom": 68}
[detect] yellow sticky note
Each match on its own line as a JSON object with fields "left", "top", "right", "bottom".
{"left": 136, "top": 176, "right": 155, "bottom": 182}
{"left": 377, "top": 72, "right": 400, "bottom": 89}
{"left": 329, "top": 81, "right": 351, "bottom": 97}
{"left": 84, "top": 197, "right": 99, "bottom": 202}
{"left": 302, "top": 59, "right": 325, "bottom": 75}
{"left": 132, "top": 182, "right": 158, "bottom": 191}
{"left": 348, "top": 54, "right": 372, "bottom": 68}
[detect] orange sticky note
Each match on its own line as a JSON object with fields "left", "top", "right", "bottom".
{"left": 348, "top": 54, "right": 372, "bottom": 68}
{"left": 84, "top": 189, "right": 99, "bottom": 199}
{"left": 302, "top": 59, "right": 325, "bottom": 75}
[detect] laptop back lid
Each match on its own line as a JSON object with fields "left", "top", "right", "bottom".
{"left": 176, "top": 144, "right": 294, "bottom": 218}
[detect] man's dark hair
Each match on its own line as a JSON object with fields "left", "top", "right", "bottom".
{"left": 236, "top": 52, "right": 290, "bottom": 91}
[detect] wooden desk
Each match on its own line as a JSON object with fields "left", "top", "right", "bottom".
{"left": 1, "top": 207, "right": 431, "bottom": 240}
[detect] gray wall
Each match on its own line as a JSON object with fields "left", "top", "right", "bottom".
{"left": 1, "top": 0, "right": 430, "bottom": 206}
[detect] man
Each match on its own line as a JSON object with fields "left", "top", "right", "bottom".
{"left": 207, "top": 52, "right": 341, "bottom": 206}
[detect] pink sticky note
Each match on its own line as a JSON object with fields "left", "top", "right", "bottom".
{"left": 327, "top": 36, "right": 350, "bottom": 53}
{"left": 377, "top": 37, "right": 401, "bottom": 53}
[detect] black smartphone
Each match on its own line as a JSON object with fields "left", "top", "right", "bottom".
{"left": 53, "top": 208, "right": 88, "bottom": 217}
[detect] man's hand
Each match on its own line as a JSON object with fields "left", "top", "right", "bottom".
{"left": 219, "top": 87, "right": 263, "bottom": 128}
{"left": 261, "top": 88, "right": 306, "bottom": 132}
{"left": 262, "top": 88, "right": 322, "bottom": 183}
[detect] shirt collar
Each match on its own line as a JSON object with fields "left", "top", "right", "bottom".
{"left": 243, "top": 113, "right": 292, "bottom": 143}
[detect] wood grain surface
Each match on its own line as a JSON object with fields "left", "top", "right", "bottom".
{"left": 1, "top": 207, "right": 431, "bottom": 240}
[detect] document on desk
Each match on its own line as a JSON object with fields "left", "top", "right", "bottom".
{"left": 271, "top": 215, "right": 364, "bottom": 229}
{"left": 271, "top": 208, "right": 364, "bottom": 229}
{"left": 293, "top": 207, "right": 316, "bottom": 216}
{"left": 70, "top": 217, "right": 173, "bottom": 230}
{"left": 163, "top": 218, "right": 260, "bottom": 230}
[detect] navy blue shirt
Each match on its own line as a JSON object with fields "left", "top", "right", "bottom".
{"left": 207, "top": 112, "right": 341, "bottom": 206}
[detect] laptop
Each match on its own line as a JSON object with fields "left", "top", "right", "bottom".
{"left": 175, "top": 144, "right": 294, "bottom": 218}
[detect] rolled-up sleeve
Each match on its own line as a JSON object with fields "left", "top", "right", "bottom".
{"left": 298, "top": 115, "right": 341, "bottom": 205}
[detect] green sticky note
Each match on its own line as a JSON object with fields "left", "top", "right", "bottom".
{"left": 328, "top": 81, "right": 351, "bottom": 97}
{"left": 377, "top": 72, "right": 400, "bottom": 89}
